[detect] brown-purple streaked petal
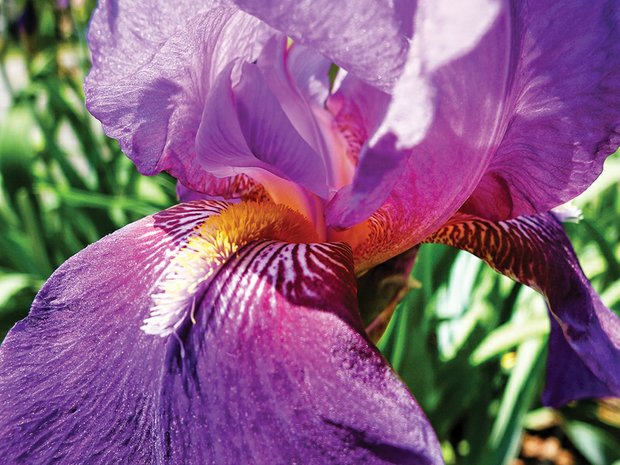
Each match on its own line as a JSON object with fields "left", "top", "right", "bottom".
{"left": 425, "top": 212, "right": 620, "bottom": 407}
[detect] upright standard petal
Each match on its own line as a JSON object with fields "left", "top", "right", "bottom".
{"left": 85, "top": 2, "right": 273, "bottom": 192}
{"left": 256, "top": 36, "right": 332, "bottom": 151}
{"left": 230, "top": 0, "right": 410, "bottom": 91}
{"left": 255, "top": 37, "right": 342, "bottom": 188}
{"left": 0, "top": 201, "right": 443, "bottom": 465}
{"left": 327, "top": 0, "right": 502, "bottom": 231}
{"left": 195, "top": 61, "right": 328, "bottom": 198}
{"left": 329, "top": 0, "right": 620, "bottom": 246}
{"left": 425, "top": 212, "right": 620, "bottom": 407}
{"left": 463, "top": 0, "right": 620, "bottom": 220}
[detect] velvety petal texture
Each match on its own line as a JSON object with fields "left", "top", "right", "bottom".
{"left": 0, "top": 201, "right": 442, "bottom": 465}
{"left": 85, "top": 2, "right": 273, "bottom": 192}
{"left": 426, "top": 212, "right": 620, "bottom": 407}
{"left": 0, "top": 201, "right": 226, "bottom": 464}
{"left": 161, "top": 240, "right": 441, "bottom": 464}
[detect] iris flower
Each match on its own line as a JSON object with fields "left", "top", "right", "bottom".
{"left": 1, "top": 0, "right": 619, "bottom": 463}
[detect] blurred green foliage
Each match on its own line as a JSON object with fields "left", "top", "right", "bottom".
{"left": 1, "top": 1, "right": 619, "bottom": 464}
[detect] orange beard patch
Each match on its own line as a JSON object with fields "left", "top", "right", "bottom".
{"left": 192, "top": 201, "right": 320, "bottom": 256}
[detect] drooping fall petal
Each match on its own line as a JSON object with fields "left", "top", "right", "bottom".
{"left": 0, "top": 201, "right": 225, "bottom": 464}
{"left": 0, "top": 201, "right": 443, "bottom": 465}
{"left": 161, "top": 240, "right": 441, "bottom": 464}
{"left": 425, "top": 212, "right": 620, "bottom": 407}
{"left": 85, "top": 2, "right": 273, "bottom": 192}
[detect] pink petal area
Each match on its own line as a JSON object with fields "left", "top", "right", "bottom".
{"left": 0, "top": 201, "right": 443, "bottom": 464}
{"left": 195, "top": 61, "right": 328, "bottom": 198}
{"left": 426, "top": 212, "right": 620, "bottom": 407}
{"left": 85, "top": 4, "right": 273, "bottom": 192}
{"left": 327, "top": 0, "right": 503, "bottom": 236}
{"left": 176, "top": 175, "right": 269, "bottom": 203}
{"left": 331, "top": 0, "right": 620, "bottom": 237}
{"left": 230, "top": 0, "right": 410, "bottom": 91}
{"left": 325, "top": 74, "right": 391, "bottom": 175}
{"left": 329, "top": 75, "right": 392, "bottom": 144}
{"left": 463, "top": 0, "right": 620, "bottom": 220}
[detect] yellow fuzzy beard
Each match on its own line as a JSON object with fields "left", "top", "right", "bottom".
{"left": 142, "top": 202, "right": 319, "bottom": 336}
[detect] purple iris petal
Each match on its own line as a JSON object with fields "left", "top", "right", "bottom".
{"left": 327, "top": 0, "right": 503, "bottom": 232}
{"left": 463, "top": 1, "right": 620, "bottom": 220}
{"left": 329, "top": 0, "right": 620, "bottom": 244}
{"left": 0, "top": 201, "right": 225, "bottom": 463}
{"left": 427, "top": 212, "right": 620, "bottom": 407}
{"left": 0, "top": 201, "right": 443, "bottom": 464}
{"left": 85, "top": 3, "right": 273, "bottom": 193}
{"left": 256, "top": 37, "right": 333, "bottom": 171}
{"left": 162, "top": 240, "right": 441, "bottom": 464}
{"left": 195, "top": 60, "right": 328, "bottom": 197}
{"left": 285, "top": 42, "right": 332, "bottom": 109}
{"left": 230, "top": 0, "right": 410, "bottom": 91}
